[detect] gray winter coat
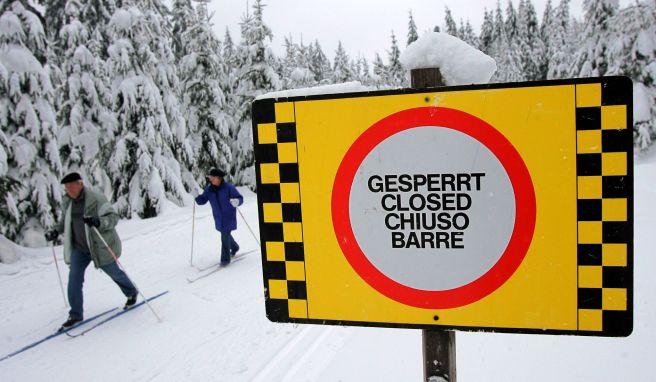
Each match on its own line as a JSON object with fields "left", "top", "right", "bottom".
{"left": 55, "top": 187, "right": 122, "bottom": 268}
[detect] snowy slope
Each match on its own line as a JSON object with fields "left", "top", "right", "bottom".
{"left": 1, "top": 168, "right": 655, "bottom": 382}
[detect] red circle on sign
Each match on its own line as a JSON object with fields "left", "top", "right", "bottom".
{"left": 331, "top": 107, "right": 536, "bottom": 309}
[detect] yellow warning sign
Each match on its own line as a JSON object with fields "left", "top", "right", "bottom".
{"left": 251, "top": 77, "right": 633, "bottom": 336}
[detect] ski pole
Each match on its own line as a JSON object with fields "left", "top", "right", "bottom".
{"left": 51, "top": 246, "right": 68, "bottom": 309}
{"left": 90, "top": 226, "right": 162, "bottom": 323}
{"left": 190, "top": 203, "right": 196, "bottom": 267}
{"left": 237, "top": 207, "right": 260, "bottom": 246}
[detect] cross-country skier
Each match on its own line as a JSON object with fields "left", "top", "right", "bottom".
{"left": 45, "top": 172, "right": 138, "bottom": 331}
{"left": 191, "top": 168, "right": 244, "bottom": 266}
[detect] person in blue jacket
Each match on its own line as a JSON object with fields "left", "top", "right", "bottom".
{"left": 192, "top": 168, "right": 244, "bottom": 265}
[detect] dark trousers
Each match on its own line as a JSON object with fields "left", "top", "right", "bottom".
{"left": 68, "top": 248, "right": 137, "bottom": 319}
{"left": 220, "top": 232, "right": 239, "bottom": 265}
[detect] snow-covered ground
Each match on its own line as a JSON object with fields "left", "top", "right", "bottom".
{"left": 1, "top": 156, "right": 655, "bottom": 381}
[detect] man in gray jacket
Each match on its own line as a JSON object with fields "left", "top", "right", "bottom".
{"left": 46, "top": 172, "right": 138, "bottom": 331}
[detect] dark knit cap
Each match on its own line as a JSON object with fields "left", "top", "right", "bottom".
{"left": 61, "top": 172, "right": 82, "bottom": 184}
{"left": 207, "top": 168, "right": 225, "bottom": 178}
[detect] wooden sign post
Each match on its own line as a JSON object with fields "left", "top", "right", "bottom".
{"left": 411, "top": 67, "right": 457, "bottom": 382}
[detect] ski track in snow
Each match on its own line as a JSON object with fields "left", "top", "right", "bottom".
{"left": 250, "top": 325, "right": 343, "bottom": 382}
{"left": 1, "top": 174, "right": 655, "bottom": 381}
{"left": 0, "top": 191, "right": 357, "bottom": 381}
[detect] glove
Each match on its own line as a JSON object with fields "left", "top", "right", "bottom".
{"left": 190, "top": 188, "right": 200, "bottom": 198}
{"left": 230, "top": 198, "right": 240, "bottom": 208}
{"left": 82, "top": 216, "right": 101, "bottom": 228}
{"left": 45, "top": 230, "right": 59, "bottom": 242}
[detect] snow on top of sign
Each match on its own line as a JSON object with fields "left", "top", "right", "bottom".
{"left": 256, "top": 81, "right": 370, "bottom": 100}
{"left": 400, "top": 32, "right": 497, "bottom": 86}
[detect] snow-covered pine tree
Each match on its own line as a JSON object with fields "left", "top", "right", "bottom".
{"left": 57, "top": 0, "right": 116, "bottom": 187}
{"left": 540, "top": 0, "right": 554, "bottom": 42}
{"left": 295, "top": 40, "right": 315, "bottom": 87}
{"left": 70, "top": 1, "right": 117, "bottom": 196}
{"left": 232, "top": 0, "right": 280, "bottom": 188}
{"left": 444, "top": 7, "right": 458, "bottom": 36}
{"left": 491, "top": 1, "right": 524, "bottom": 82}
{"left": 371, "top": 52, "right": 386, "bottom": 88}
{"left": 569, "top": 0, "right": 619, "bottom": 77}
{"left": 385, "top": 31, "right": 405, "bottom": 87}
{"left": 539, "top": 0, "right": 554, "bottom": 79}
{"left": 350, "top": 55, "right": 362, "bottom": 84}
{"left": 179, "top": 0, "right": 232, "bottom": 184}
{"left": 38, "top": 0, "right": 66, "bottom": 40}
{"left": 547, "top": 0, "right": 571, "bottom": 79}
{"left": 37, "top": 0, "right": 68, "bottom": 140}
{"left": 270, "top": 48, "right": 284, "bottom": 85}
{"left": 80, "top": 0, "right": 116, "bottom": 36}
{"left": 459, "top": 20, "right": 480, "bottom": 48}
{"left": 505, "top": 0, "right": 518, "bottom": 41}
{"left": 105, "top": 3, "right": 190, "bottom": 218}
{"left": 332, "top": 40, "right": 352, "bottom": 83}
{"left": 358, "top": 55, "right": 373, "bottom": 86}
{"left": 516, "top": 0, "right": 545, "bottom": 80}
{"left": 142, "top": 0, "right": 194, "bottom": 193}
{"left": 407, "top": 11, "right": 418, "bottom": 46}
{"left": 223, "top": 27, "right": 236, "bottom": 67}
{"left": 281, "top": 35, "right": 296, "bottom": 86}
{"left": 479, "top": 9, "right": 494, "bottom": 54}
{"left": 0, "top": 123, "right": 21, "bottom": 244}
{"left": 0, "top": 1, "right": 62, "bottom": 244}
{"left": 78, "top": 0, "right": 117, "bottom": 60}
{"left": 222, "top": 27, "right": 238, "bottom": 97}
{"left": 351, "top": 55, "right": 372, "bottom": 86}
{"left": 0, "top": 148, "right": 21, "bottom": 244}
{"left": 220, "top": 26, "right": 242, "bottom": 181}
{"left": 308, "top": 40, "right": 331, "bottom": 84}
{"left": 458, "top": 19, "right": 466, "bottom": 41}
{"left": 605, "top": 1, "right": 656, "bottom": 150}
{"left": 223, "top": 30, "right": 241, "bottom": 99}
{"left": 280, "top": 36, "right": 314, "bottom": 89}
{"left": 171, "top": 0, "right": 194, "bottom": 62}
{"left": 489, "top": 4, "right": 504, "bottom": 68}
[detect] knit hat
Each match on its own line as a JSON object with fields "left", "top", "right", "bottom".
{"left": 207, "top": 168, "right": 225, "bottom": 178}
{"left": 60, "top": 172, "right": 82, "bottom": 184}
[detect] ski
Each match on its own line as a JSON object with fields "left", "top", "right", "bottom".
{"left": 193, "top": 249, "right": 258, "bottom": 272}
{"left": 65, "top": 291, "right": 169, "bottom": 338}
{"left": 0, "top": 306, "right": 118, "bottom": 363}
{"left": 186, "top": 251, "right": 254, "bottom": 283}
{"left": 186, "top": 257, "right": 244, "bottom": 283}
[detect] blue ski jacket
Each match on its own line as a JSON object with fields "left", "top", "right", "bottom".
{"left": 195, "top": 182, "right": 243, "bottom": 233}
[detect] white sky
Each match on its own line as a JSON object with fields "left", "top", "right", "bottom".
{"left": 206, "top": 0, "right": 632, "bottom": 62}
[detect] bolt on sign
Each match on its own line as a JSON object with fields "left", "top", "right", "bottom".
{"left": 251, "top": 77, "right": 633, "bottom": 337}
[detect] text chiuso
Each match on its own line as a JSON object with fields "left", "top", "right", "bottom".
{"left": 367, "top": 173, "right": 486, "bottom": 249}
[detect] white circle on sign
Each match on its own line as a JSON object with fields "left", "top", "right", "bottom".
{"left": 349, "top": 126, "right": 516, "bottom": 291}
